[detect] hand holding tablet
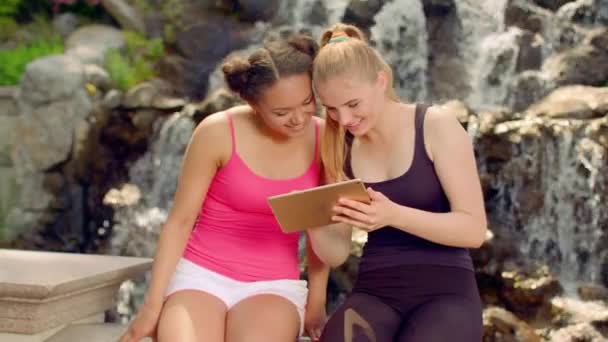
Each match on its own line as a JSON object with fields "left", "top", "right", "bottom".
{"left": 268, "top": 179, "right": 371, "bottom": 233}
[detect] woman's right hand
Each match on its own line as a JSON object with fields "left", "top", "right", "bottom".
{"left": 119, "top": 303, "right": 162, "bottom": 342}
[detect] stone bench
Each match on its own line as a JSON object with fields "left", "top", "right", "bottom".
{"left": 1, "top": 249, "right": 313, "bottom": 341}
{"left": 0, "top": 249, "right": 152, "bottom": 342}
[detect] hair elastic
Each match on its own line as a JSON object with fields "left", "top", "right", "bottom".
{"left": 329, "top": 31, "right": 349, "bottom": 43}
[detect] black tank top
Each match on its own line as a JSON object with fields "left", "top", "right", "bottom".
{"left": 345, "top": 104, "right": 473, "bottom": 272}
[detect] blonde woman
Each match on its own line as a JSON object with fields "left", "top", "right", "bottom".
{"left": 307, "top": 24, "right": 486, "bottom": 342}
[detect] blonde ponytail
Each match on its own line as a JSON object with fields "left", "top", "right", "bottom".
{"left": 315, "top": 23, "right": 399, "bottom": 182}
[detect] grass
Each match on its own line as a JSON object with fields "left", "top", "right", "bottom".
{"left": 0, "top": 36, "right": 64, "bottom": 85}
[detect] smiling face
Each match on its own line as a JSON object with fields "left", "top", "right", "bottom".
{"left": 314, "top": 72, "right": 386, "bottom": 136}
{"left": 253, "top": 73, "right": 316, "bottom": 138}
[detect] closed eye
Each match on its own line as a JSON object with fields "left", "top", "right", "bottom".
{"left": 303, "top": 94, "right": 313, "bottom": 105}
{"left": 348, "top": 102, "right": 359, "bottom": 108}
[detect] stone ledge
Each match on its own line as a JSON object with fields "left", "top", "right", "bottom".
{"left": 0, "top": 249, "right": 152, "bottom": 334}
{"left": 46, "top": 323, "right": 150, "bottom": 342}
{"left": 0, "top": 86, "right": 17, "bottom": 98}
{"left": 46, "top": 323, "right": 313, "bottom": 342}
{"left": 0, "top": 314, "right": 103, "bottom": 342}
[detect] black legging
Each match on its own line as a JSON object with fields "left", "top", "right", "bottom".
{"left": 321, "top": 265, "right": 482, "bottom": 342}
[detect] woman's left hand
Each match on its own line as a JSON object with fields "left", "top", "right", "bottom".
{"left": 332, "top": 188, "right": 398, "bottom": 232}
{"left": 304, "top": 303, "right": 327, "bottom": 341}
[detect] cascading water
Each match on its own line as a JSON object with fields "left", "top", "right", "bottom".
{"left": 455, "top": 0, "right": 516, "bottom": 109}
{"left": 371, "top": 0, "right": 429, "bottom": 102}
{"left": 468, "top": 27, "right": 522, "bottom": 109}
{"left": 480, "top": 118, "right": 608, "bottom": 290}
{"left": 110, "top": 113, "right": 194, "bottom": 258}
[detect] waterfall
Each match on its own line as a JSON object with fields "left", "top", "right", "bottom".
{"left": 468, "top": 27, "right": 522, "bottom": 109}
{"left": 371, "top": 0, "right": 428, "bottom": 102}
{"left": 455, "top": 0, "right": 512, "bottom": 109}
{"left": 485, "top": 119, "right": 608, "bottom": 290}
{"left": 110, "top": 112, "right": 194, "bottom": 257}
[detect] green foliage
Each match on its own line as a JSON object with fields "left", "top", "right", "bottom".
{"left": 0, "top": 36, "right": 63, "bottom": 85}
{"left": 0, "top": 17, "right": 19, "bottom": 41}
{"left": 0, "top": 0, "right": 21, "bottom": 17}
{"left": 132, "top": 0, "right": 182, "bottom": 44}
{"left": 124, "top": 31, "right": 164, "bottom": 61}
{"left": 1, "top": 15, "right": 57, "bottom": 45}
{"left": 104, "top": 31, "right": 164, "bottom": 91}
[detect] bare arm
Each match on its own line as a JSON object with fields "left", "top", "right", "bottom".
{"left": 332, "top": 106, "right": 487, "bottom": 248}
{"left": 307, "top": 223, "right": 352, "bottom": 267}
{"left": 304, "top": 233, "right": 329, "bottom": 339}
{"left": 142, "top": 113, "right": 228, "bottom": 309}
{"left": 389, "top": 106, "right": 487, "bottom": 248}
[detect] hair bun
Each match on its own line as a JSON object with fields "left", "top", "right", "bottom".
{"left": 222, "top": 56, "right": 251, "bottom": 94}
{"left": 287, "top": 34, "right": 319, "bottom": 58}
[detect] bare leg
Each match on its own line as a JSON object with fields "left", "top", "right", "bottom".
{"left": 226, "top": 294, "right": 300, "bottom": 342}
{"left": 157, "top": 290, "right": 227, "bottom": 342}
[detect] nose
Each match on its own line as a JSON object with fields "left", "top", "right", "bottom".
{"left": 337, "top": 110, "right": 352, "bottom": 126}
{"left": 291, "top": 107, "right": 307, "bottom": 125}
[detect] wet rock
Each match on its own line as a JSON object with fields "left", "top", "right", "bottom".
{"left": 526, "top": 86, "right": 608, "bottom": 119}
{"left": 500, "top": 265, "right": 562, "bottom": 316}
{"left": 123, "top": 79, "right": 173, "bottom": 109}
{"left": 234, "top": 0, "right": 281, "bottom": 22}
{"left": 342, "top": 0, "right": 385, "bottom": 35}
{"left": 542, "top": 45, "right": 608, "bottom": 87}
{"left": 578, "top": 284, "right": 608, "bottom": 302}
{"left": 193, "top": 88, "right": 242, "bottom": 123}
{"left": 483, "top": 306, "right": 541, "bottom": 342}
{"left": 549, "top": 322, "right": 606, "bottom": 341}
{"left": 532, "top": 0, "right": 577, "bottom": 11}
{"left": 507, "top": 70, "right": 551, "bottom": 112}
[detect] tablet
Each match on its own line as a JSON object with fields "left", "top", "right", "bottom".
{"left": 268, "top": 179, "right": 371, "bottom": 233}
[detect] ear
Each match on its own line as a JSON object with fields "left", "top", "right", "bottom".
{"left": 376, "top": 71, "right": 388, "bottom": 93}
{"left": 249, "top": 101, "right": 262, "bottom": 115}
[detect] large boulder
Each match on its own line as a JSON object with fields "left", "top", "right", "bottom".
{"left": 65, "top": 25, "right": 125, "bottom": 66}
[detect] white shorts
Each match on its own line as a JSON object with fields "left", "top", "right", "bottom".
{"left": 165, "top": 258, "right": 308, "bottom": 335}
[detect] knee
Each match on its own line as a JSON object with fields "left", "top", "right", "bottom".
{"left": 156, "top": 308, "right": 186, "bottom": 342}
{"left": 230, "top": 325, "right": 299, "bottom": 342}
{"left": 156, "top": 304, "right": 200, "bottom": 342}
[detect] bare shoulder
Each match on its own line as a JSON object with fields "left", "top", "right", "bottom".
{"left": 423, "top": 104, "right": 470, "bottom": 160}
{"left": 189, "top": 109, "right": 234, "bottom": 163}
{"left": 193, "top": 111, "right": 228, "bottom": 140}
{"left": 425, "top": 105, "right": 463, "bottom": 130}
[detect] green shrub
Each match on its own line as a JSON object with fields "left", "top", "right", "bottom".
{"left": 0, "top": 0, "right": 21, "bottom": 17}
{"left": 104, "top": 31, "right": 164, "bottom": 91}
{"left": 0, "top": 37, "right": 64, "bottom": 85}
{"left": 0, "top": 17, "right": 19, "bottom": 41}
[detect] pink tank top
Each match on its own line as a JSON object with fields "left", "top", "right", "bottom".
{"left": 183, "top": 112, "right": 321, "bottom": 281}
